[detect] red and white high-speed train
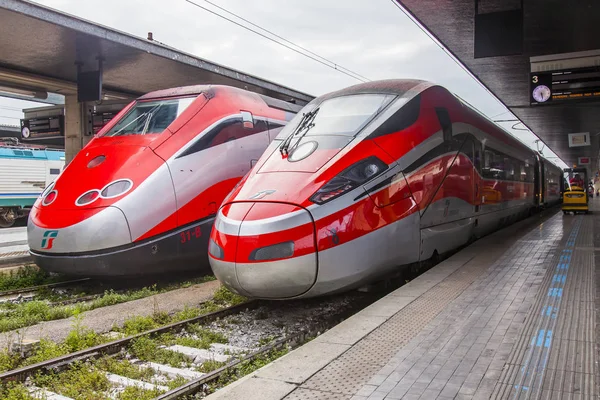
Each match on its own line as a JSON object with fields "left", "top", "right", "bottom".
{"left": 208, "top": 79, "right": 562, "bottom": 299}
{"left": 27, "top": 85, "right": 300, "bottom": 277}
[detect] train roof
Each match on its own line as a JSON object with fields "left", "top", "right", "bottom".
{"left": 312, "top": 79, "right": 435, "bottom": 103}
{"left": 138, "top": 84, "right": 303, "bottom": 113}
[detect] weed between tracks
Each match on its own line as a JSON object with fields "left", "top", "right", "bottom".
{"left": 0, "top": 266, "right": 62, "bottom": 292}
{"left": 0, "top": 285, "right": 251, "bottom": 399}
{"left": 0, "top": 276, "right": 218, "bottom": 334}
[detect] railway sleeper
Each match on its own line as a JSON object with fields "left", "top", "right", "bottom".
{"left": 165, "top": 344, "right": 231, "bottom": 364}
{"left": 106, "top": 372, "right": 169, "bottom": 393}
{"left": 28, "top": 386, "right": 73, "bottom": 400}
{"left": 131, "top": 358, "right": 205, "bottom": 380}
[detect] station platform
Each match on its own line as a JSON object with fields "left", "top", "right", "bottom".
{"left": 0, "top": 226, "right": 30, "bottom": 266}
{"left": 206, "top": 203, "right": 598, "bottom": 400}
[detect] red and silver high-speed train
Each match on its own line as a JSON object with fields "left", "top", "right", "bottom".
{"left": 27, "top": 85, "right": 300, "bottom": 277}
{"left": 208, "top": 79, "right": 563, "bottom": 299}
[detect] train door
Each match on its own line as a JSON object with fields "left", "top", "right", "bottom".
{"left": 533, "top": 156, "right": 543, "bottom": 207}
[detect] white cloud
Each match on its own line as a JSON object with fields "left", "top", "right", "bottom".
{"left": 0, "top": 0, "right": 565, "bottom": 167}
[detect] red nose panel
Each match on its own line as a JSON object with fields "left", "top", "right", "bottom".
{"left": 234, "top": 203, "right": 317, "bottom": 298}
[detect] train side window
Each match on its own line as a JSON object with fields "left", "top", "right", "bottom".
{"left": 208, "top": 119, "right": 268, "bottom": 148}
{"left": 435, "top": 108, "right": 452, "bottom": 143}
{"left": 49, "top": 168, "right": 60, "bottom": 175}
{"left": 177, "top": 117, "right": 268, "bottom": 158}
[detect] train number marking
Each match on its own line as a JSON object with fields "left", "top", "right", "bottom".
{"left": 180, "top": 226, "right": 202, "bottom": 244}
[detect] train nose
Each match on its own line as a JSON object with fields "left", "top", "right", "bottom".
{"left": 27, "top": 206, "right": 131, "bottom": 254}
{"left": 210, "top": 202, "right": 317, "bottom": 299}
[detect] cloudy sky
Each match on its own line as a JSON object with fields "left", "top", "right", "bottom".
{"left": 0, "top": 0, "right": 565, "bottom": 166}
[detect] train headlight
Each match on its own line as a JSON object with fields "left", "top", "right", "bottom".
{"left": 249, "top": 241, "right": 294, "bottom": 261}
{"left": 208, "top": 239, "right": 224, "bottom": 259}
{"left": 310, "top": 156, "right": 388, "bottom": 204}
{"left": 76, "top": 190, "right": 100, "bottom": 206}
{"left": 100, "top": 179, "right": 133, "bottom": 199}
{"left": 42, "top": 189, "right": 58, "bottom": 206}
{"left": 40, "top": 182, "right": 55, "bottom": 200}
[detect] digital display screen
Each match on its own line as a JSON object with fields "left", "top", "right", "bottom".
{"left": 530, "top": 66, "right": 600, "bottom": 105}
{"left": 20, "top": 116, "right": 64, "bottom": 139}
{"left": 91, "top": 111, "right": 119, "bottom": 134}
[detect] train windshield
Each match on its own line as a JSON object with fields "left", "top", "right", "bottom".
{"left": 277, "top": 94, "right": 395, "bottom": 139}
{"left": 103, "top": 96, "right": 197, "bottom": 136}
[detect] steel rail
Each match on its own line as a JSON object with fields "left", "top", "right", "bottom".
{"left": 0, "top": 300, "right": 259, "bottom": 384}
{"left": 155, "top": 295, "right": 374, "bottom": 399}
{"left": 0, "top": 278, "right": 91, "bottom": 297}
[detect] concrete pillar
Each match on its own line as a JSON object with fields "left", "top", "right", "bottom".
{"left": 64, "top": 95, "right": 83, "bottom": 164}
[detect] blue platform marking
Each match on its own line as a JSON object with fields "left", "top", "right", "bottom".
{"left": 531, "top": 330, "right": 552, "bottom": 348}
{"left": 543, "top": 306, "right": 557, "bottom": 319}
{"left": 513, "top": 216, "right": 582, "bottom": 398}
{"left": 548, "top": 288, "right": 563, "bottom": 297}
{"left": 557, "top": 263, "right": 569, "bottom": 271}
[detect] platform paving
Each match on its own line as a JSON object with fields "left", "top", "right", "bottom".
{"left": 206, "top": 203, "right": 599, "bottom": 400}
{"left": 0, "top": 225, "right": 29, "bottom": 265}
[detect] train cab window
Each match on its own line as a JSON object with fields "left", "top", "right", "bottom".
{"left": 462, "top": 138, "right": 475, "bottom": 165}
{"left": 178, "top": 116, "right": 268, "bottom": 158}
{"left": 435, "top": 108, "right": 452, "bottom": 143}
{"left": 277, "top": 94, "right": 395, "bottom": 139}
{"left": 103, "top": 96, "right": 197, "bottom": 136}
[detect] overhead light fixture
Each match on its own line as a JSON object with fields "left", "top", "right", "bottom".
{"left": 0, "top": 84, "right": 48, "bottom": 100}
{"left": 102, "top": 93, "right": 130, "bottom": 101}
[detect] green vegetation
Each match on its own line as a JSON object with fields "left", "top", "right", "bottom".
{"left": 0, "top": 348, "right": 19, "bottom": 372}
{"left": 0, "top": 285, "right": 244, "bottom": 376}
{"left": 97, "top": 357, "right": 156, "bottom": 381}
{"left": 117, "top": 386, "right": 164, "bottom": 400}
{"left": 1, "top": 286, "right": 170, "bottom": 333}
{"left": 197, "top": 359, "right": 227, "bottom": 373}
{"left": 34, "top": 362, "right": 111, "bottom": 400}
{"left": 173, "top": 326, "right": 228, "bottom": 349}
{"left": 0, "top": 265, "right": 62, "bottom": 292}
{"left": 130, "top": 336, "right": 191, "bottom": 368}
{"left": 22, "top": 319, "right": 106, "bottom": 367}
{"left": 0, "top": 382, "right": 36, "bottom": 400}
{"left": 212, "top": 285, "right": 246, "bottom": 305}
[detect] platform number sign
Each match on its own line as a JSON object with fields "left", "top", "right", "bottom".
{"left": 530, "top": 73, "right": 552, "bottom": 105}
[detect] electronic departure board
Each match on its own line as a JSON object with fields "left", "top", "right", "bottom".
{"left": 91, "top": 111, "right": 119, "bottom": 134}
{"left": 20, "top": 116, "right": 64, "bottom": 139}
{"left": 530, "top": 66, "right": 600, "bottom": 105}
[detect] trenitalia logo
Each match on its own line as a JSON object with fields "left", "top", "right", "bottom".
{"left": 41, "top": 230, "right": 59, "bottom": 249}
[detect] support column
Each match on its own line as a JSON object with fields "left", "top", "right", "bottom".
{"left": 64, "top": 95, "right": 83, "bottom": 164}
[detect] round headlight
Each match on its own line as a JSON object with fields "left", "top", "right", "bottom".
{"left": 76, "top": 190, "right": 100, "bottom": 206}
{"left": 42, "top": 190, "right": 58, "bottom": 206}
{"left": 100, "top": 179, "right": 133, "bottom": 199}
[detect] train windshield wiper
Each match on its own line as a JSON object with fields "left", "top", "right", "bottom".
{"left": 279, "top": 107, "right": 320, "bottom": 156}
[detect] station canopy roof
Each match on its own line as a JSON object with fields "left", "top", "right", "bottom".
{"left": 399, "top": 0, "right": 600, "bottom": 171}
{"left": 0, "top": 0, "right": 313, "bottom": 105}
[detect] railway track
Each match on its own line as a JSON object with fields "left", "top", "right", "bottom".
{"left": 0, "top": 278, "right": 90, "bottom": 300}
{"left": 1, "top": 292, "right": 376, "bottom": 400}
